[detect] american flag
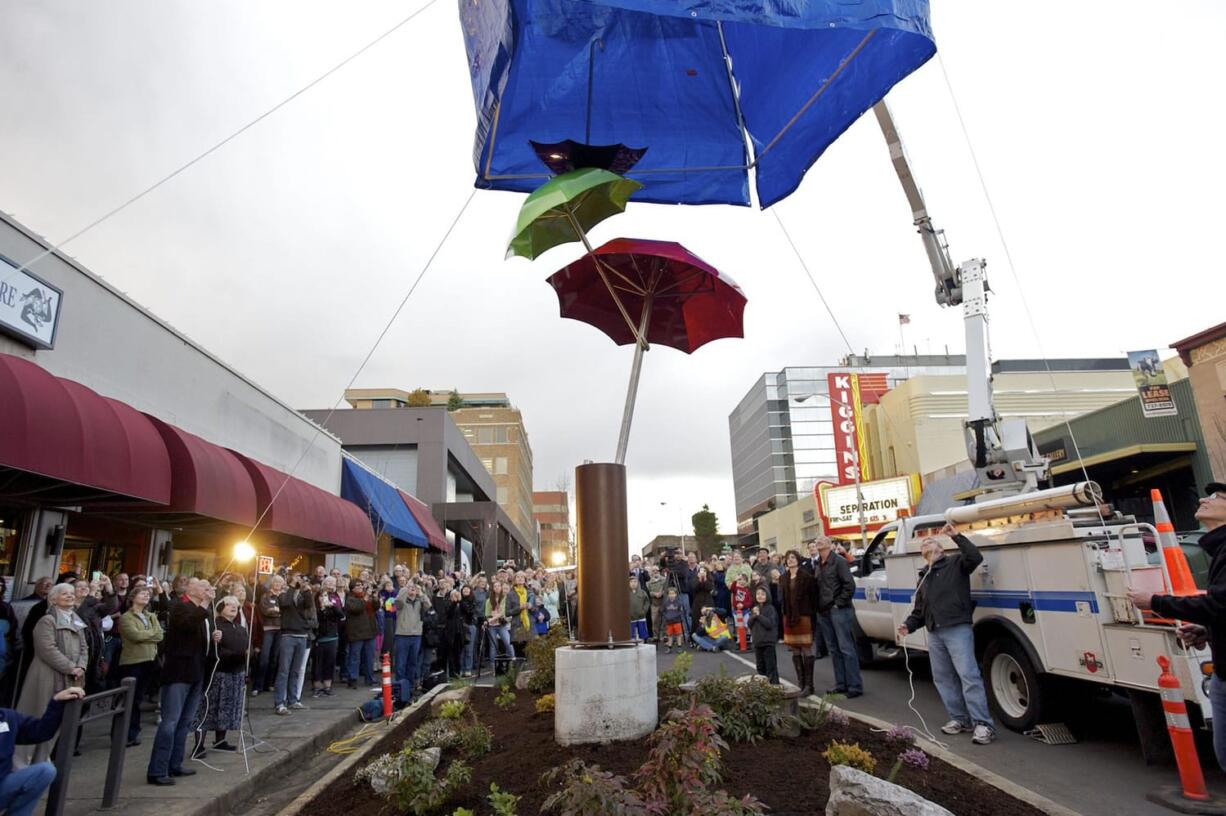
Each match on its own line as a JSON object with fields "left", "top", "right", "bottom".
{"left": 898, "top": 314, "right": 911, "bottom": 325}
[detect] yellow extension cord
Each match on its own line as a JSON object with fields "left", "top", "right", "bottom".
{"left": 327, "top": 706, "right": 405, "bottom": 755}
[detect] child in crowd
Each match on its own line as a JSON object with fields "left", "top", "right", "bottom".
{"left": 749, "top": 586, "right": 780, "bottom": 684}
{"left": 731, "top": 574, "right": 754, "bottom": 652}
{"left": 662, "top": 587, "right": 685, "bottom": 653}
{"left": 531, "top": 596, "right": 551, "bottom": 637}
{"left": 629, "top": 577, "right": 651, "bottom": 642}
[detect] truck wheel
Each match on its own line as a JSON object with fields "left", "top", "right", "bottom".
{"left": 852, "top": 619, "right": 876, "bottom": 666}
{"left": 982, "top": 637, "right": 1046, "bottom": 731}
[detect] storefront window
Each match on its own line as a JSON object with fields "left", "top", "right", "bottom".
{"left": 58, "top": 540, "right": 95, "bottom": 578}
{"left": 0, "top": 507, "right": 24, "bottom": 577}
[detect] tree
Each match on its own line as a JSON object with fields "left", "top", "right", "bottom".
{"left": 447, "top": 390, "right": 464, "bottom": 411}
{"left": 691, "top": 504, "right": 719, "bottom": 557}
{"left": 406, "top": 388, "right": 432, "bottom": 407}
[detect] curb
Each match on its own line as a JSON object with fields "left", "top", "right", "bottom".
{"left": 804, "top": 701, "right": 1082, "bottom": 816}
{"left": 277, "top": 684, "right": 448, "bottom": 816}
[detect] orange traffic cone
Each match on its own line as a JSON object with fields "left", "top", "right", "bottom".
{"left": 1153, "top": 489, "right": 1198, "bottom": 596}
{"left": 1156, "top": 655, "right": 1208, "bottom": 801}
{"left": 381, "top": 653, "right": 393, "bottom": 718}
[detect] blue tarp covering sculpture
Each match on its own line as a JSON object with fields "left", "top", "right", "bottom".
{"left": 340, "top": 458, "right": 428, "bottom": 548}
{"left": 460, "top": 0, "right": 934, "bottom": 207}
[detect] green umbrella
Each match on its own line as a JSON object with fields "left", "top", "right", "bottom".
{"left": 506, "top": 168, "right": 642, "bottom": 261}
{"left": 507, "top": 167, "right": 645, "bottom": 347}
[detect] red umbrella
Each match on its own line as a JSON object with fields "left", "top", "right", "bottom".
{"left": 548, "top": 238, "right": 746, "bottom": 462}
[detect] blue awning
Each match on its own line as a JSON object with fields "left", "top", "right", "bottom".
{"left": 340, "top": 458, "right": 428, "bottom": 548}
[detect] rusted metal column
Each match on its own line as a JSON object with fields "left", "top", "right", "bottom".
{"left": 575, "top": 462, "right": 630, "bottom": 645}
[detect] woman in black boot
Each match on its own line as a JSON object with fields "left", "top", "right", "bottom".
{"left": 779, "top": 550, "right": 816, "bottom": 695}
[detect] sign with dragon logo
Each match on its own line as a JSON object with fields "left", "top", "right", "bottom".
{"left": 0, "top": 255, "right": 62, "bottom": 349}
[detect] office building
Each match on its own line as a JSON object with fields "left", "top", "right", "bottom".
{"left": 338, "top": 389, "right": 537, "bottom": 561}
{"left": 728, "top": 354, "right": 966, "bottom": 542}
{"left": 533, "top": 491, "right": 571, "bottom": 566}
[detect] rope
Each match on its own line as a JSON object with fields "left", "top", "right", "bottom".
{"left": 2, "top": 0, "right": 442, "bottom": 291}
{"left": 771, "top": 209, "right": 856, "bottom": 355}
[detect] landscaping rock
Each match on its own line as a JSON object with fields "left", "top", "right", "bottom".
{"left": 429, "top": 685, "right": 472, "bottom": 713}
{"left": 414, "top": 746, "right": 441, "bottom": 772}
{"left": 515, "top": 669, "right": 535, "bottom": 691}
{"left": 826, "top": 765, "right": 953, "bottom": 816}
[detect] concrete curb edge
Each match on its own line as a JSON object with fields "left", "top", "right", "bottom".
{"left": 804, "top": 701, "right": 1083, "bottom": 816}
{"left": 276, "top": 684, "right": 449, "bottom": 816}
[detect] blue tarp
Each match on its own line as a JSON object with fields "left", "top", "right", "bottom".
{"left": 460, "top": 0, "right": 934, "bottom": 207}
{"left": 341, "top": 459, "right": 428, "bottom": 548}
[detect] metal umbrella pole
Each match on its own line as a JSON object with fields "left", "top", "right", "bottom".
{"left": 614, "top": 297, "right": 652, "bottom": 464}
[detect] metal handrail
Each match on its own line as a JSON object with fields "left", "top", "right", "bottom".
{"left": 45, "top": 677, "right": 136, "bottom": 816}
{"left": 1108, "top": 522, "right": 1173, "bottom": 627}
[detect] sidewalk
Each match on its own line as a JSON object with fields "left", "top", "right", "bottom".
{"left": 47, "top": 684, "right": 382, "bottom": 816}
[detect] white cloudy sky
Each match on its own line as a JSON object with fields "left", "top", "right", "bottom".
{"left": 2, "top": 1, "right": 1223, "bottom": 551}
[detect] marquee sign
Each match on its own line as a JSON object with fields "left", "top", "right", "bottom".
{"left": 826, "top": 372, "right": 889, "bottom": 484}
{"left": 815, "top": 474, "right": 921, "bottom": 536}
{"left": 0, "top": 255, "right": 62, "bottom": 350}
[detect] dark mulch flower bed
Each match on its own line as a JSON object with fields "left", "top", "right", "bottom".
{"left": 306, "top": 687, "right": 1046, "bottom": 816}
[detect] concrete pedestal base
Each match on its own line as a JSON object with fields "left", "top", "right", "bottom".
{"left": 554, "top": 644, "right": 657, "bottom": 745}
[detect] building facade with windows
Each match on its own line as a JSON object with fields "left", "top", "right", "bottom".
{"left": 532, "top": 491, "right": 571, "bottom": 566}
{"left": 337, "top": 389, "right": 538, "bottom": 561}
{"left": 729, "top": 354, "right": 966, "bottom": 543}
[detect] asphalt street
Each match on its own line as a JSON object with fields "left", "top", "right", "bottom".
{"left": 659, "top": 642, "right": 1226, "bottom": 816}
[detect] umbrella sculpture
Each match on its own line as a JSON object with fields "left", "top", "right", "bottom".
{"left": 547, "top": 238, "right": 746, "bottom": 462}
{"left": 460, "top": 0, "right": 935, "bottom": 207}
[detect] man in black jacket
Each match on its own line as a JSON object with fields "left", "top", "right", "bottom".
{"left": 147, "top": 578, "right": 219, "bottom": 785}
{"left": 897, "top": 522, "right": 995, "bottom": 745}
{"left": 814, "top": 536, "right": 862, "bottom": 697}
{"left": 1129, "top": 482, "right": 1226, "bottom": 769}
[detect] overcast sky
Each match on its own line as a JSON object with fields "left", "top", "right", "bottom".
{"left": 2, "top": 1, "right": 1223, "bottom": 552}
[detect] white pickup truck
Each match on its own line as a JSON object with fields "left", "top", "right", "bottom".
{"left": 850, "top": 486, "right": 1211, "bottom": 736}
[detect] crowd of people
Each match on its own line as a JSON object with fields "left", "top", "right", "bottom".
{"left": 633, "top": 529, "right": 999, "bottom": 746}
{"left": 0, "top": 558, "right": 577, "bottom": 797}
{"left": 629, "top": 540, "right": 863, "bottom": 696}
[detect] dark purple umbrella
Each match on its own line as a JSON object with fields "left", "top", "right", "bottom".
{"left": 548, "top": 238, "right": 746, "bottom": 462}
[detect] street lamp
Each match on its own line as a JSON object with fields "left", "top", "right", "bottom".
{"left": 234, "top": 540, "right": 256, "bottom": 563}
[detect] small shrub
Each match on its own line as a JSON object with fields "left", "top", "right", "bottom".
{"left": 887, "top": 746, "right": 930, "bottom": 783}
{"left": 635, "top": 703, "right": 766, "bottom": 816}
{"left": 451, "top": 810, "right": 475, "bottom": 816}
{"left": 659, "top": 650, "right": 693, "bottom": 689}
{"left": 488, "top": 782, "right": 521, "bottom": 816}
{"left": 535, "top": 693, "right": 556, "bottom": 714}
{"left": 407, "top": 719, "right": 461, "bottom": 751}
{"left": 454, "top": 720, "right": 493, "bottom": 759}
{"left": 884, "top": 723, "right": 915, "bottom": 746}
{"left": 798, "top": 694, "right": 843, "bottom": 731}
{"left": 526, "top": 625, "right": 569, "bottom": 693}
{"left": 495, "top": 687, "right": 517, "bottom": 710}
{"left": 692, "top": 674, "right": 788, "bottom": 743}
{"left": 822, "top": 740, "right": 876, "bottom": 774}
{"left": 541, "top": 759, "right": 648, "bottom": 816}
{"left": 438, "top": 700, "right": 469, "bottom": 720}
{"left": 355, "top": 748, "right": 471, "bottom": 815}
{"left": 447, "top": 678, "right": 474, "bottom": 691}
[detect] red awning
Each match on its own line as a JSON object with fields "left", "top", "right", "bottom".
{"left": 400, "top": 490, "right": 450, "bottom": 553}
{"left": 234, "top": 454, "right": 376, "bottom": 554}
{"left": 0, "top": 353, "right": 171, "bottom": 504}
{"left": 144, "top": 416, "right": 258, "bottom": 527}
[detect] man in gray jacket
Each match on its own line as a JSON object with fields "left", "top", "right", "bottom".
{"left": 897, "top": 523, "right": 995, "bottom": 745}
{"left": 393, "top": 583, "right": 426, "bottom": 696}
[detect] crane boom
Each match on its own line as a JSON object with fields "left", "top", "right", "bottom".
{"left": 872, "top": 102, "right": 961, "bottom": 307}
{"left": 870, "top": 99, "right": 1049, "bottom": 496}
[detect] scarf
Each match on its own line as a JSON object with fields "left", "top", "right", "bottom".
{"left": 515, "top": 586, "right": 530, "bottom": 631}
